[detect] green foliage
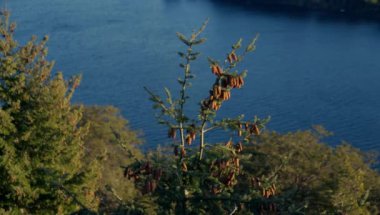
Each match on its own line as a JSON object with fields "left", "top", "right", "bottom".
{"left": 243, "top": 127, "right": 380, "bottom": 214}
{"left": 80, "top": 106, "right": 144, "bottom": 213}
{"left": 0, "top": 12, "right": 97, "bottom": 214}
{"left": 123, "top": 127, "right": 380, "bottom": 214}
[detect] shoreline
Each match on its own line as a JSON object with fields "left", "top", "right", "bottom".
{"left": 215, "top": 0, "right": 380, "bottom": 20}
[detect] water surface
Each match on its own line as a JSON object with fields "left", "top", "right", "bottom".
{"left": 7, "top": 0, "right": 380, "bottom": 150}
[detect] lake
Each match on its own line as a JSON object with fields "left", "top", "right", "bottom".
{"left": 7, "top": 0, "right": 380, "bottom": 151}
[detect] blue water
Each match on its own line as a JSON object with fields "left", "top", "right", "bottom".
{"left": 6, "top": 0, "right": 380, "bottom": 151}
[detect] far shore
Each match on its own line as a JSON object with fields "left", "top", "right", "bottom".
{"left": 215, "top": 0, "right": 380, "bottom": 20}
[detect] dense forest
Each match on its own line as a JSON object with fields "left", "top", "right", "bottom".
{"left": 0, "top": 11, "right": 379, "bottom": 214}
{"left": 218, "top": 0, "right": 380, "bottom": 18}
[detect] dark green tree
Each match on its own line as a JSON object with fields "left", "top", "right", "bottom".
{"left": 0, "top": 12, "right": 98, "bottom": 214}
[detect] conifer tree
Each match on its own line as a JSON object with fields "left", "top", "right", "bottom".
{"left": 125, "top": 21, "right": 275, "bottom": 214}
{"left": 0, "top": 11, "right": 98, "bottom": 214}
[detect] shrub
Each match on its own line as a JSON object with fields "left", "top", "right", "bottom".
{"left": 80, "top": 106, "right": 143, "bottom": 213}
{"left": 246, "top": 127, "right": 380, "bottom": 214}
